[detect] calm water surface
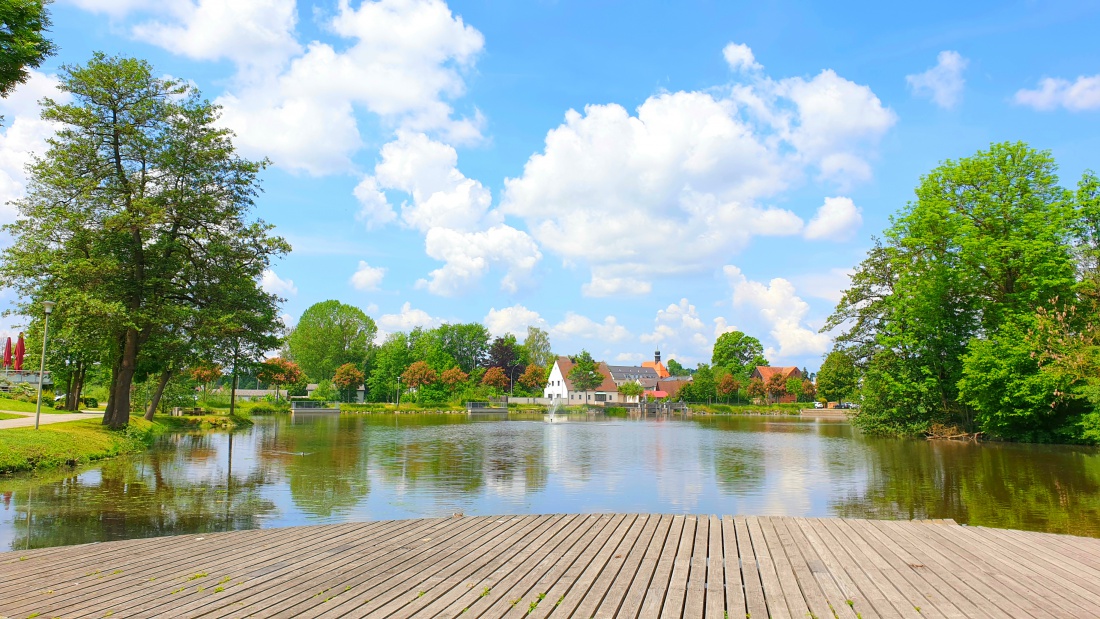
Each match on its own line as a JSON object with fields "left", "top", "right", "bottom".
{"left": 3, "top": 413, "right": 1100, "bottom": 550}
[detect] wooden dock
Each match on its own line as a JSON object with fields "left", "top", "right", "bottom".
{"left": 3, "top": 514, "right": 1099, "bottom": 618}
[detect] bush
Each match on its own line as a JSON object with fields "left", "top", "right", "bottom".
{"left": 83, "top": 397, "right": 98, "bottom": 408}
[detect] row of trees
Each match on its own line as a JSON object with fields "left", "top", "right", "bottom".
{"left": 826, "top": 142, "right": 1100, "bottom": 443}
{"left": 277, "top": 300, "right": 557, "bottom": 405}
{"left": 0, "top": 55, "right": 288, "bottom": 428}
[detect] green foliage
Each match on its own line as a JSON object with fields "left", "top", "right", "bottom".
{"left": 829, "top": 142, "right": 1096, "bottom": 442}
{"left": 712, "top": 331, "right": 768, "bottom": 379}
{"left": 310, "top": 380, "right": 338, "bottom": 402}
{"left": 0, "top": 0, "right": 55, "bottom": 102}
{"left": 617, "top": 381, "right": 644, "bottom": 398}
{"left": 522, "top": 326, "right": 554, "bottom": 369}
{"left": 286, "top": 300, "right": 376, "bottom": 382}
{"left": 666, "top": 358, "right": 691, "bottom": 376}
{"left": 567, "top": 350, "right": 603, "bottom": 394}
{"left": 0, "top": 417, "right": 160, "bottom": 473}
{"left": 0, "top": 54, "right": 287, "bottom": 428}
{"left": 816, "top": 351, "right": 860, "bottom": 403}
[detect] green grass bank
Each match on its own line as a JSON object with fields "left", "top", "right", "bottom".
{"left": 0, "top": 413, "right": 252, "bottom": 474}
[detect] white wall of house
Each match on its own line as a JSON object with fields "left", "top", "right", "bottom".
{"left": 544, "top": 362, "right": 568, "bottom": 400}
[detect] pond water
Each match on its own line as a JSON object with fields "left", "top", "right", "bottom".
{"left": 3, "top": 413, "right": 1100, "bottom": 551}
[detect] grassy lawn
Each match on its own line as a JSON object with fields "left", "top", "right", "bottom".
{"left": 0, "top": 412, "right": 23, "bottom": 421}
{"left": 0, "top": 412, "right": 251, "bottom": 474}
{"left": 0, "top": 416, "right": 159, "bottom": 474}
{"left": 0, "top": 396, "right": 79, "bottom": 414}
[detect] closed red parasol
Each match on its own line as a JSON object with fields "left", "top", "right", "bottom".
{"left": 14, "top": 332, "right": 25, "bottom": 371}
{"left": 2, "top": 337, "right": 9, "bottom": 369}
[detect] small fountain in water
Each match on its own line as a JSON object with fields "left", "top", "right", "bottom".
{"left": 544, "top": 398, "right": 564, "bottom": 422}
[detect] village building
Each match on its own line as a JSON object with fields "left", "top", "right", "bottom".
{"left": 642, "top": 351, "right": 671, "bottom": 378}
{"left": 750, "top": 366, "right": 804, "bottom": 403}
{"left": 545, "top": 351, "right": 693, "bottom": 404}
{"left": 544, "top": 356, "right": 623, "bottom": 404}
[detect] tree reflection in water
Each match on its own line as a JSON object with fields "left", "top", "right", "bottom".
{"left": 5, "top": 414, "right": 1100, "bottom": 551}
{"left": 7, "top": 430, "right": 277, "bottom": 549}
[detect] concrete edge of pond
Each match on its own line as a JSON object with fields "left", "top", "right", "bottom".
{"left": 3, "top": 514, "right": 1100, "bottom": 619}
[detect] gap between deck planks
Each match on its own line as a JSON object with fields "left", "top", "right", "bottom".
{"left": 2, "top": 515, "right": 1099, "bottom": 619}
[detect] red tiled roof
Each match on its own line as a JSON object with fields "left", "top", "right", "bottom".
{"left": 642, "top": 361, "right": 670, "bottom": 378}
{"left": 751, "top": 366, "right": 802, "bottom": 381}
{"left": 556, "top": 356, "right": 618, "bottom": 393}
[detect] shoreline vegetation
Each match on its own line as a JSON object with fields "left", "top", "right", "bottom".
{"left": 825, "top": 143, "right": 1100, "bottom": 445}
{"left": 0, "top": 413, "right": 251, "bottom": 475}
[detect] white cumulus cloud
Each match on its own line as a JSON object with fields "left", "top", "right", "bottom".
{"left": 724, "top": 265, "right": 830, "bottom": 361}
{"left": 376, "top": 301, "right": 443, "bottom": 341}
{"left": 418, "top": 225, "right": 541, "bottom": 296}
{"left": 131, "top": 0, "right": 302, "bottom": 72}
{"left": 551, "top": 313, "right": 630, "bottom": 343}
{"left": 803, "top": 196, "right": 862, "bottom": 241}
{"left": 502, "top": 44, "right": 894, "bottom": 294}
{"left": 1015, "top": 75, "right": 1100, "bottom": 111}
{"left": 0, "top": 71, "right": 72, "bottom": 223}
{"left": 214, "top": 0, "right": 485, "bottom": 175}
{"left": 260, "top": 269, "right": 297, "bottom": 297}
{"left": 484, "top": 304, "right": 548, "bottom": 338}
{"left": 723, "top": 42, "right": 761, "bottom": 72}
{"left": 349, "top": 261, "right": 386, "bottom": 291}
{"left": 906, "top": 51, "right": 968, "bottom": 109}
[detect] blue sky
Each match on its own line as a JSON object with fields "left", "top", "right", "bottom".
{"left": 1, "top": 0, "right": 1098, "bottom": 371}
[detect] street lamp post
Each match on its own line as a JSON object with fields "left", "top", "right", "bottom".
{"left": 34, "top": 300, "right": 56, "bottom": 430}
{"left": 396, "top": 375, "right": 402, "bottom": 410}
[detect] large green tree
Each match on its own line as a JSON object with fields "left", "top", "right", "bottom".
{"left": 286, "top": 300, "right": 376, "bottom": 381}
{"left": 0, "top": 54, "right": 287, "bottom": 428}
{"left": 827, "top": 142, "right": 1090, "bottom": 441}
{"left": 0, "top": 0, "right": 55, "bottom": 103}
{"left": 711, "top": 331, "right": 768, "bottom": 379}
{"left": 522, "top": 326, "right": 553, "bottom": 369}
{"left": 816, "top": 351, "right": 860, "bottom": 403}
{"left": 568, "top": 350, "right": 603, "bottom": 405}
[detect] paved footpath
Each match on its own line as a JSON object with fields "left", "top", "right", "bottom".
{"left": 3, "top": 514, "right": 1100, "bottom": 618}
{"left": 0, "top": 409, "right": 101, "bottom": 429}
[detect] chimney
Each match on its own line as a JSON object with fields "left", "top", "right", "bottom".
{"left": 654, "top": 350, "right": 661, "bottom": 364}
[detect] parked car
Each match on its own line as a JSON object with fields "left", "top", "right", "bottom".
{"left": 813, "top": 401, "right": 825, "bottom": 409}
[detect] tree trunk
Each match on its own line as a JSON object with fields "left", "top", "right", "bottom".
{"left": 63, "top": 371, "right": 73, "bottom": 411}
{"left": 229, "top": 371, "right": 238, "bottom": 417}
{"left": 67, "top": 363, "right": 86, "bottom": 411}
{"left": 103, "top": 328, "right": 140, "bottom": 429}
{"left": 145, "top": 366, "right": 173, "bottom": 421}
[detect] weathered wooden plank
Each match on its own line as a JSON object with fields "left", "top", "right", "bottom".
{"left": 703, "top": 515, "right": 724, "bottom": 619}
{"left": 638, "top": 514, "right": 686, "bottom": 617}
{"left": 522, "top": 513, "right": 629, "bottom": 619}
{"left": 546, "top": 514, "right": 640, "bottom": 618}
{"left": 611, "top": 514, "right": 676, "bottom": 619}
{"left": 848, "top": 519, "right": 966, "bottom": 619}
{"left": 767, "top": 517, "right": 847, "bottom": 619}
{"left": 821, "top": 518, "right": 927, "bottom": 619}
{"left": 659, "top": 514, "right": 698, "bottom": 619}
{"left": 516, "top": 514, "right": 623, "bottom": 619}
{"left": 403, "top": 514, "right": 581, "bottom": 619}
{"left": 834, "top": 519, "right": 952, "bottom": 619}
{"left": 720, "top": 516, "right": 745, "bottom": 619}
{"left": 801, "top": 518, "right": 896, "bottom": 619}
{"left": 745, "top": 516, "right": 793, "bottom": 619}
{"left": 2, "top": 515, "right": 1099, "bottom": 619}
{"left": 292, "top": 515, "right": 544, "bottom": 619}
{"left": 870, "top": 520, "right": 1017, "bottom": 619}
{"left": 568, "top": 514, "right": 654, "bottom": 619}
{"left": 298, "top": 515, "right": 532, "bottom": 619}
{"left": 914, "top": 521, "right": 1098, "bottom": 618}
{"left": 733, "top": 516, "right": 768, "bottom": 619}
